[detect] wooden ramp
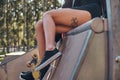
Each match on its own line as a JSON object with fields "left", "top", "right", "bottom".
{"left": 48, "top": 18, "right": 108, "bottom": 80}
{"left": 0, "top": 48, "right": 39, "bottom": 80}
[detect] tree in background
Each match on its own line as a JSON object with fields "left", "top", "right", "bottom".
{"left": 0, "top": 0, "right": 61, "bottom": 54}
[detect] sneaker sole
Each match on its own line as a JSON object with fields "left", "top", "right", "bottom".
{"left": 19, "top": 72, "right": 27, "bottom": 80}
{"left": 19, "top": 75, "right": 26, "bottom": 80}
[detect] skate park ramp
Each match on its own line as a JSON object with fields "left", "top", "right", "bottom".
{"left": 0, "top": 48, "right": 39, "bottom": 80}
{"left": 49, "top": 18, "right": 108, "bottom": 80}
{"left": 0, "top": 18, "right": 108, "bottom": 80}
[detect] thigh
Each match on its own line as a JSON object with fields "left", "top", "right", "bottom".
{"left": 48, "top": 8, "right": 92, "bottom": 28}
{"left": 56, "top": 25, "right": 72, "bottom": 33}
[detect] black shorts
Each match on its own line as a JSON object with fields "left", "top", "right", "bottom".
{"left": 72, "top": 3, "right": 102, "bottom": 18}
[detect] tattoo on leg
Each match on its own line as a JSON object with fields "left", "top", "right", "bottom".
{"left": 70, "top": 17, "right": 78, "bottom": 28}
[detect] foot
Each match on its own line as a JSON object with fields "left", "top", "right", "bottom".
{"left": 39, "top": 48, "right": 59, "bottom": 79}
{"left": 19, "top": 71, "right": 34, "bottom": 80}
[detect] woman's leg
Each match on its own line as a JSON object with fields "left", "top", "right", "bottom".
{"left": 35, "top": 20, "right": 46, "bottom": 60}
{"left": 35, "top": 8, "right": 91, "bottom": 58}
{"left": 42, "top": 8, "right": 91, "bottom": 51}
{"left": 35, "top": 21, "right": 73, "bottom": 80}
{"left": 34, "top": 20, "right": 72, "bottom": 59}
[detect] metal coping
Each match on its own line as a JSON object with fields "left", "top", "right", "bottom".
{"left": 70, "top": 30, "right": 92, "bottom": 80}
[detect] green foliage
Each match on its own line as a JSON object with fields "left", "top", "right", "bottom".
{"left": 0, "top": 0, "right": 61, "bottom": 53}
{"left": 0, "top": 52, "right": 6, "bottom": 55}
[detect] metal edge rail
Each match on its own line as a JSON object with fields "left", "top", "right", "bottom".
{"left": 66, "top": 17, "right": 107, "bottom": 36}
{"left": 35, "top": 52, "right": 61, "bottom": 71}
{"left": 70, "top": 30, "right": 92, "bottom": 80}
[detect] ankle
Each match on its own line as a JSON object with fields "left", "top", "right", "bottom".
{"left": 46, "top": 45, "right": 55, "bottom": 51}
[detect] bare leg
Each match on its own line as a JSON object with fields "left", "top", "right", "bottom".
{"left": 42, "top": 8, "right": 91, "bottom": 51}
{"left": 35, "top": 22, "right": 72, "bottom": 79}
{"left": 35, "top": 20, "right": 45, "bottom": 60}
{"left": 35, "top": 20, "right": 72, "bottom": 59}
{"left": 42, "top": 13, "right": 56, "bottom": 51}
{"left": 35, "top": 8, "right": 91, "bottom": 58}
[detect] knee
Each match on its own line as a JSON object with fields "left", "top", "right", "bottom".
{"left": 43, "top": 10, "right": 55, "bottom": 18}
{"left": 35, "top": 20, "right": 43, "bottom": 31}
{"left": 34, "top": 20, "right": 43, "bottom": 39}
